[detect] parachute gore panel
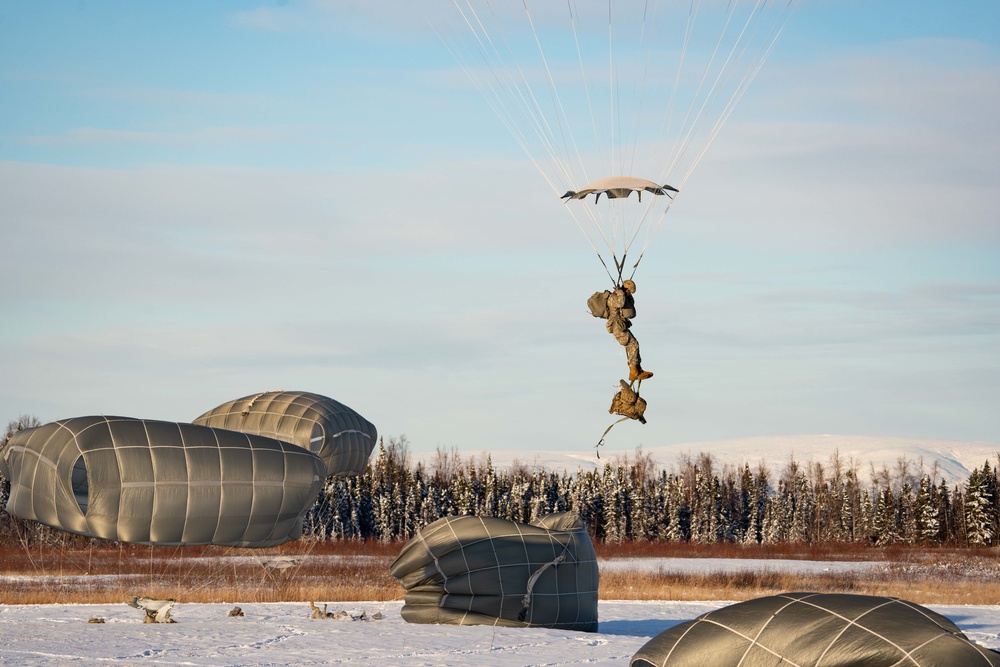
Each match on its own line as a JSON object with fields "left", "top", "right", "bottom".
{"left": 0, "top": 416, "right": 325, "bottom": 547}
{"left": 389, "top": 512, "right": 599, "bottom": 632}
{"left": 194, "top": 390, "right": 377, "bottom": 477}
{"left": 630, "top": 592, "right": 1000, "bottom": 667}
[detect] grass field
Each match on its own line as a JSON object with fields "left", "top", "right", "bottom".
{"left": 2, "top": 540, "right": 998, "bottom": 606}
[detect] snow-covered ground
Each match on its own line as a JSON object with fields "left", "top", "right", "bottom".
{"left": 1, "top": 599, "right": 998, "bottom": 666}
{"left": 1, "top": 557, "right": 998, "bottom": 666}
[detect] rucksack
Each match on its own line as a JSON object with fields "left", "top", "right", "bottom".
{"left": 587, "top": 290, "right": 611, "bottom": 318}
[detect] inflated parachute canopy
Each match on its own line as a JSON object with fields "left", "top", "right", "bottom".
{"left": 630, "top": 592, "right": 1000, "bottom": 667}
{"left": 0, "top": 416, "right": 326, "bottom": 548}
{"left": 194, "top": 390, "right": 377, "bottom": 477}
{"left": 562, "top": 176, "right": 678, "bottom": 203}
{"left": 390, "top": 512, "right": 599, "bottom": 632}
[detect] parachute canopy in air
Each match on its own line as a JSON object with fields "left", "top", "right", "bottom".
{"left": 193, "top": 390, "right": 377, "bottom": 477}
{"left": 389, "top": 512, "right": 599, "bottom": 632}
{"left": 432, "top": 1, "right": 795, "bottom": 280}
{"left": 0, "top": 416, "right": 325, "bottom": 548}
{"left": 562, "top": 177, "right": 678, "bottom": 203}
{"left": 630, "top": 592, "right": 1000, "bottom": 667}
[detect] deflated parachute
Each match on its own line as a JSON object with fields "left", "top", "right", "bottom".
{"left": 193, "top": 390, "right": 377, "bottom": 477}
{"left": 0, "top": 416, "right": 325, "bottom": 547}
{"left": 631, "top": 592, "right": 1000, "bottom": 667}
{"left": 389, "top": 512, "right": 599, "bottom": 632}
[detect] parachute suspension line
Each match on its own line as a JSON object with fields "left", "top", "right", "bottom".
{"left": 635, "top": 193, "right": 678, "bottom": 264}
{"left": 625, "top": 0, "right": 656, "bottom": 180}
{"left": 566, "top": 0, "right": 626, "bottom": 261}
{"left": 443, "top": 1, "right": 569, "bottom": 185}
{"left": 607, "top": 0, "right": 615, "bottom": 185}
{"left": 653, "top": 0, "right": 701, "bottom": 178}
{"left": 666, "top": 0, "right": 762, "bottom": 188}
{"left": 435, "top": 1, "right": 613, "bottom": 265}
{"left": 595, "top": 250, "right": 619, "bottom": 286}
{"left": 659, "top": 0, "right": 741, "bottom": 184}
{"left": 520, "top": 0, "right": 590, "bottom": 190}
{"left": 626, "top": 189, "right": 676, "bottom": 260}
{"left": 605, "top": 0, "right": 621, "bottom": 254}
{"left": 569, "top": 0, "right": 603, "bottom": 187}
{"left": 676, "top": 0, "right": 798, "bottom": 188}
{"left": 497, "top": 0, "right": 618, "bottom": 263}
{"left": 438, "top": 0, "right": 583, "bottom": 202}
{"left": 569, "top": 0, "right": 636, "bottom": 271}
{"left": 662, "top": 0, "right": 790, "bottom": 191}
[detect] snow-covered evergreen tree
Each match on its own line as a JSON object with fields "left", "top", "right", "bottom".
{"left": 965, "top": 463, "right": 996, "bottom": 546}
{"left": 915, "top": 475, "right": 940, "bottom": 544}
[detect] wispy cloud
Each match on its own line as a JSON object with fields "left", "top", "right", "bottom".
{"left": 19, "top": 125, "right": 308, "bottom": 147}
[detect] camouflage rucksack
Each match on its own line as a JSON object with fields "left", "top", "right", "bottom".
{"left": 587, "top": 290, "right": 612, "bottom": 318}
{"left": 609, "top": 380, "right": 647, "bottom": 424}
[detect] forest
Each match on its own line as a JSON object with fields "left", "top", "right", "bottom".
{"left": 1, "top": 422, "right": 998, "bottom": 549}
{"left": 299, "top": 437, "right": 999, "bottom": 548}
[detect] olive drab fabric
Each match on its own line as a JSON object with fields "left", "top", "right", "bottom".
{"left": 588, "top": 290, "right": 612, "bottom": 318}
{"left": 194, "top": 390, "right": 377, "bottom": 477}
{"left": 610, "top": 380, "right": 647, "bottom": 424}
{"left": 389, "top": 512, "right": 600, "bottom": 632}
{"left": 0, "top": 416, "right": 325, "bottom": 547}
{"left": 630, "top": 593, "right": 1000, "bottom": 667}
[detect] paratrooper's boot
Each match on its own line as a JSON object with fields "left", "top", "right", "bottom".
{"left": 634, "top": 365, "right": 653, "bottom": 381}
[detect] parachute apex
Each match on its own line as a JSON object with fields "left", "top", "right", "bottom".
{"left": 562, "top": 177, "right": 678, "bottom": 203}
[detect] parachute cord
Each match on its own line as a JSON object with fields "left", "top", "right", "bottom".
{"left": 595, "top": 251, "right": 618, "bottom": 286}
{"left": 626, "top": 0, "right": 656, "bottom": 180}
{"left": 637, "top": 1, "right": 796, "bottom": 259}
{"left": 433, "top": 4, "right": 617, "bottom": 261}
{"left": 654, "top": 0, "right": 700, "bottom": 176}
{"left": 627, "top": 251, "right": 645, "bottom": 281}
{"left": 607, "top": 0, "right": 617, "bottom": 189}
{"left": 570, "top": 0, "right": 603, "bottom": 186}
{"left": 595, "top": 418, "right": 631, "bottom": 458}
{"left": 659, "top": 0, "right": 742, "bottom": 183}
{"left": 636, "top": 198, "right": 676, "bottom": 263}
{"left": 676, "top": 0, "right": 798, "bottom": 190}
{"left": 517, "top": 546, "right": 571, "bottom": 622}
{"left": 566, "top": 0, "right": 604, "bottom": 188}
{"left": 521, "top": 0, "right": 589, "bottom": 189}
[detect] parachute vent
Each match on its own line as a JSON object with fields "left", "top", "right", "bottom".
{"left": 72, "top": 455, "right": 89, "bottom": 514}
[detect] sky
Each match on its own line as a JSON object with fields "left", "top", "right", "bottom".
{"left": 1, "top": 1, "right": 998, "bottom": 458}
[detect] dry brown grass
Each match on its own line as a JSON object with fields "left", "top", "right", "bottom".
{"left": 597, "top": 542, "right": 1000, "bottom": 605}
{"left": 599, "top": 567, "right": 1000, "bottom": 605}
{"left": 0, "top": 540, "right": 404, "bottom": 605}
{"left": 2, "top": 540, "right": 998, "bottom": 606}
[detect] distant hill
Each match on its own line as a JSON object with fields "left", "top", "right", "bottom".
{"left": 443, "top": 435, "right": 999, "bottom": 487}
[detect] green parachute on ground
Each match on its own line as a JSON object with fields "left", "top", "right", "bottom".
{"left": 0, "top": 391, "right": 378, "bottom": 548}
{"left": 390, "top": 512, "right": 599, "bottom": 632}
{"left": 0, "top": 416, "right": 325, "bottom": 547}
{"left": 631, "top": 592, "right": 1000, "bottom": 667}
{"left": 194, "top": 390, "right": 377, "bottom": 477}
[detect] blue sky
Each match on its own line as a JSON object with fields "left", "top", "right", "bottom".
{"left": 1, "top": 1, "right": 998, "bottom": 457}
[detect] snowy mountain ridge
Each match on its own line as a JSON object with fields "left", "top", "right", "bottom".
{"left": 443, "top": 435, "right": 999, "bottom": 486}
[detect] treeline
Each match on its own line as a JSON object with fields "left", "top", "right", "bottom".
{"left": 303, "top": 438, "right": 1000, "bottom": 547}
{"left": 1, "top": 419, "right": 998, "bottom": 548}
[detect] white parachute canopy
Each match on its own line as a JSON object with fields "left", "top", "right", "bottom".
{"left": 429, "top": 0, "right": 796, "bottom": 280}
